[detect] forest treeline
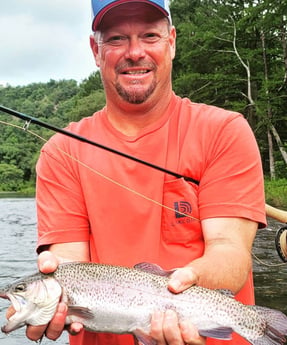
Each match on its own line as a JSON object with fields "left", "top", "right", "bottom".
{"left": 0, "top": 0, "right": 287, "bottom": 193}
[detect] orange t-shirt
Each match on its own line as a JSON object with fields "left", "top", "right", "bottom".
{"left": 36, "top": 93, "right": 266, "bottom": 345}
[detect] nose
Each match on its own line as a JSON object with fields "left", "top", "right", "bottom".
{"left": 124, "top": 36, "right": 146, "bottom": 61}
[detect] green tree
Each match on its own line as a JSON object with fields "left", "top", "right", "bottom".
{"left": 1, "top": 0, "right": 287, "bottom": 188}
{"left": 0, "top": 163, "right": 24, "bottom": 191}
{"left": 170, "top": 0, "right": 287, "bottom": 177}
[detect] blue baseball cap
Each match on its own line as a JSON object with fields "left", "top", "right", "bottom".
{"left": 91, "top": 0, "right": 171, "bottom": 31}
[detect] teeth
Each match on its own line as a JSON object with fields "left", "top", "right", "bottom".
{"left": 125, "top": 70, "right": 148, "bottom": 74}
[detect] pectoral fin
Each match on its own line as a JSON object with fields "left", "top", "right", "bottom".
{"left": 199, "top": 327, "right": 233, "bottom": 339}
{"left": 134, "top": 329, "right": 157, "bottom": 345}
{"left": 67, "top": 306, "right": 94, "bottom": 319}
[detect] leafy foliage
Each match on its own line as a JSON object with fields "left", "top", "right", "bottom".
{"left": 0, "top": 72, "right": 104, "bottom": 191}
{"left": 170, "top": 0, "right": 287, "bottom": 175}
{"left": 0, "top": 163, "right": 24, "bottom": 191}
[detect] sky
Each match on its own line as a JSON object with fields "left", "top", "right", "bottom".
{"left": 0, "top": 1, "right": 97, "bottom": 87}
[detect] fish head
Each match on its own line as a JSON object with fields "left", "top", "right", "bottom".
{"left": 0, "top": 273, "right": 62, "bottom": 334}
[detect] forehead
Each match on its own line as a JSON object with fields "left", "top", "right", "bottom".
{"left": 98, "top": 3, "right": 168, "bottom": 32}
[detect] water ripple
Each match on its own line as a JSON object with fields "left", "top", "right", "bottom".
{"left": 0, "top": 199, "right": 286, "bottom": 344}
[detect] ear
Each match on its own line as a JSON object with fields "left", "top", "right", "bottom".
{"left": 90, "top": 34, "right": 100, "bottom": 67}
{"left": 169, "top": 26, "right": 176, "bottom": 60}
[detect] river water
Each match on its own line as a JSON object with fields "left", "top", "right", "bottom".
{"left": 0, "top": 198, "right": 287, "bottom": 345}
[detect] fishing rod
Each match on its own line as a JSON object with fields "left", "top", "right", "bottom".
{"left": 3, "top": 104, "right": 287, "bottom": 267}
{"left": 0, "top": 104, "right": 199, "bottom": 185}
{"left": 266, "top": 204, "right": 287, "bottom": 263}
{"left": 1, "top": 105, "right": 287, "bottom": 224}
{"left": 265, "top": 204, "right": 287, "bottom": 224}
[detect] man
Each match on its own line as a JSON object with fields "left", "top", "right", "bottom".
{"left": 22, "top": 1, "right": 266, "bottom": 344}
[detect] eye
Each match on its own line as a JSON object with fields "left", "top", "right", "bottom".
{"left": 14, "top": 283, "right": 27, "bottom": 292}
{"left": 142, "top": 32, "right": 161, "bottom": 43}
{"left": 105, "top": 35, "right": 128, "bottom": 46}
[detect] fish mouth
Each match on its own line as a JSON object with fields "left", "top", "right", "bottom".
{"left": 0, "top": 292, "right": 9, "bottom": 300}
{"left": 4, "top": 293, "right": 25, "bottom": 312}
{"left": 0, "top": 293, "right": 29, "bottom": 334}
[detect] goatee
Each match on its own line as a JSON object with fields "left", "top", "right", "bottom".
{"left": 115, "top": 79, "right": 156, "bottom": 104}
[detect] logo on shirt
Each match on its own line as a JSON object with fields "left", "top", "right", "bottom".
{"left": 174, "top": 201, "right": 192, "bottom": 218}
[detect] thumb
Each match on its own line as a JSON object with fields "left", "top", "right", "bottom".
{"left": 168, "top": 266, "right": 198, "bottom": 293}
{"left": 38, "top": 251, "right": 59, "bottom": 274}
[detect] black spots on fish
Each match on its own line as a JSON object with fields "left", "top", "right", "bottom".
{"left": 247, "top": 306, "right": 287, "bottom": 345}
{"left": 50, "top": 262, "right": 287, "bottom": 345}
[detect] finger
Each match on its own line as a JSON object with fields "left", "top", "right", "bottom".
{"left": 6, "top": 306, "right": 15, "bottom": 319}
{"left": 26, "top": 324, "right": 47, "bottom": 342}
{"left": 150, "top": 311, "right": 166, "bottom": 345}
{"left": 38, "top": 251, "right": 59, "bottom": 273}
{"left": 44, "top": 302, "right": 67, "bottom": 340}
{"left": 168, "top": 267, "right": 198, "bottom": 293}
{"left": 26, "top": 302, "right": 67, "bottom": 341}
{"left": 67, "top": 322, "right": 84, "bottom": 336}
{"left": 180, "top": 320, "right": 206, "bottom": 345}
{"left": 162, "top": 310, "right": 184, "bottom": 345}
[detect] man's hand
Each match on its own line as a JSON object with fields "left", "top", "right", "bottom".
{"left": 25, "top": 251, "right": 83, "bottom": 341}
{"left": 168, "top": 267, "right": 199, "bottom": 294}
{"left": 150, "top": 310, "right": 205, "bottom": 345}
{"left": 149, "top": 266, "right": 205, "bottom": 345}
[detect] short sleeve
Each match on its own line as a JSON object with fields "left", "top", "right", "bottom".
{"left": 198, "top": 114, "right": 266, "bottom": 228}
{"left": 36, "top": 134, "right": 90, "bottom": 252}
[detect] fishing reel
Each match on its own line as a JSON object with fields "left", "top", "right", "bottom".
{"left": 275, "top": 225, "right": 287, "bottom": 262}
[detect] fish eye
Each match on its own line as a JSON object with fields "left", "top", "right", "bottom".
{"left": 14, "top": 283, "right": 27, "bottom": 292}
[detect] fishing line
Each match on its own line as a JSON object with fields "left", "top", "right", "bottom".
{"left": 0, "top": 105, "right": 199, "bottom": 185}
{"left": 1, "top": 109, "right": 286, "bottom": 267}
{"left": 1, "top": 118, "right": 286, "bottom": 267}
{"left": 0, "top": 119, "right": 199, "bottom": 221}
{"left": 251, "top": 253, "right": 286, "bottom": 267}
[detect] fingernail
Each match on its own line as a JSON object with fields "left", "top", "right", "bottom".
{"left": 71, "top": 322, "right": 83, "bottom": 334}
{"left": 169, "top": 279, "right": 182, "bottom": 292}
{"left": 58, "top": 303, "right": 67, "bottom": 313}
{"left": 40, "top": 260, "right": 51, "bottom": 271}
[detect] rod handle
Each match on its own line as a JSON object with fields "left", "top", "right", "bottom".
{"left": 266, "top": 203, "right": 287, "bottom": 223}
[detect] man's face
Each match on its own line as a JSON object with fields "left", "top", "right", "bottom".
{"left": 90, "top": 3, "right": 176, "bottom": 106}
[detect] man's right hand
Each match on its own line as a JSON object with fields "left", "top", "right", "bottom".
{"left": 25, "top": 251, "right": 83, "bottom": 341}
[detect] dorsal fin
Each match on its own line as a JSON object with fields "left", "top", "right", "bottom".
{"left": 216, "top": 289, "right": 235, "bottom": 298}
{"left": 67, "top": 306, "right": 94, "bottom": 319}
{"left": 134, "top": 263, "right": 175, "bottom": 277}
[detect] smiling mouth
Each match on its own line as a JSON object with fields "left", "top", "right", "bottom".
{"left": 117, "top": 62, "right": 154, "bottom": 75}
{"left": 122, "top": 69, "right": 150, "bottom": 75}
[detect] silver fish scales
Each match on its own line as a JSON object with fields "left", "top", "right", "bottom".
{"left": 1, "top": 262, "right": 287, "bottom": 345}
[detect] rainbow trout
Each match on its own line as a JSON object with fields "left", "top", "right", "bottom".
{"left": 0, "top": 262, "right": 287, "bottom": 345}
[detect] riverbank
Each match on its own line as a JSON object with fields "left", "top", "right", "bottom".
{"left": 0, "top": 190, "right": 35, "bottom": 198}
{"left": 1, "top": 179, "right": 287, "bottom": 209}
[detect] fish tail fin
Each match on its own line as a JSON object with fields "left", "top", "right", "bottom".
{"left": 248, "top": 306, "right": 287, "bottom": 345}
